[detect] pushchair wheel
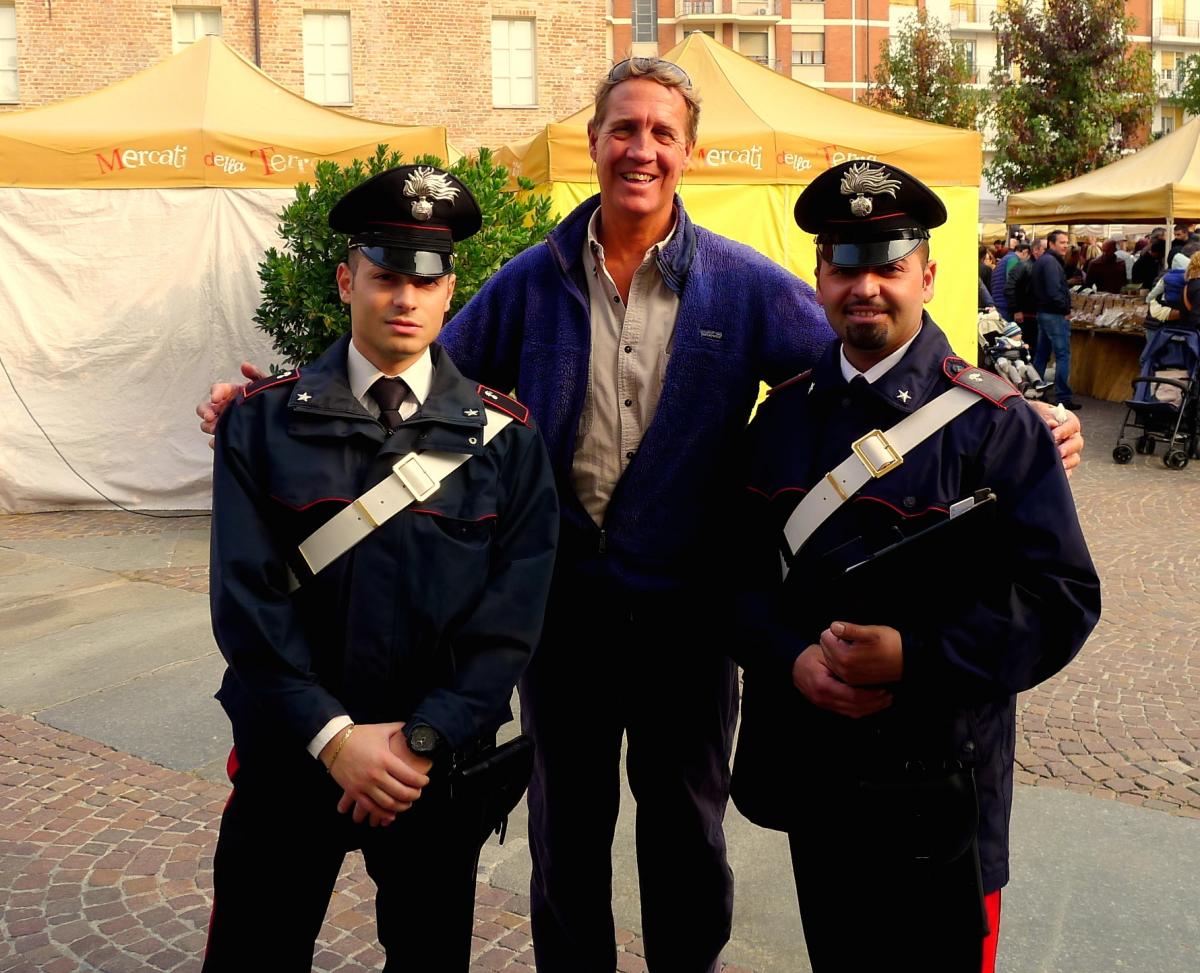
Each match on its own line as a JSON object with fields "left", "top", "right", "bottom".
{"left": 1164, "top": 449, "right": 1190, "bottom": 470}
{"left": 1136, "top": 435, "right": 1156, "bottom": 455}
{"left": 1113, "top": 444, "right": 1135, "bottom": 464}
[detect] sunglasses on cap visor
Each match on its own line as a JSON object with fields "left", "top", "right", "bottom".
{"left": 819, "top": 234, "right": 928, "bottom": 269}
{"left": 354, "top": 245, "right": 452, "bottom": 279}
{"left": 607, "top": 57, "right": 693, "bottom": 89}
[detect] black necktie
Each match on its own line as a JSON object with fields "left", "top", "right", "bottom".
{"left": 368, "top": 377, "right": 409, "bottom": 432}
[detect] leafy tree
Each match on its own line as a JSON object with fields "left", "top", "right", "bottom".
{"left": 255, "top": 144, "right": 557, "bottom": 367}
{"left": 985, "top": 0, "right": 1155, "bottom": 197}
{"left": 1171, "top": 54, "right": 1200, "bottom": 120}
{"left": 862, "top": 10, "right": 987, "bottom": 130}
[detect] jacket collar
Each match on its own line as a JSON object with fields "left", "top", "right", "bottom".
{"left": 285, "top": 335, "right": 488, "bottom": 453}
{"left": 809, "top": 312, "right": 955, "bottom": 416}
{"left": 545, "top": 193, "right": 698, "bottom": 296}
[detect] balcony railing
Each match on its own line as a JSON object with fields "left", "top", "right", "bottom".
{"left": 677, "top": 0, "right": 781, "bottom": 16}
{"left": 745, "top": 54, "right": 780, "bottom": 69}
{"left": 1154, "top": 18, "right": 1200, "bottom": 39}
{"left": 949, "top": 2, "right": 1000, "bottom": 27}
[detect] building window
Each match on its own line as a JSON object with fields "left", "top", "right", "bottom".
{"left": 0, "top": 3, "right": 15, "bottom": 103}
{"left": 633, "top": 0, "right": 658, "bottom": 43}
{"left": 955, "top": 39, "right": 977, "bottom": 81}
{"left": 740, "top": 30, "right": 770, "bottom": 66}
{"left": 792, "top": 33, "right": 824, "bottom": 66}
{"left": 492, "top": 18, "right": 536, "bottom": 108}
{"left": 1162, "top": 50, "right": 1177, "bottom": 81}
{"left": 304, "top": 12, "right": 352, "bottom": 106}
{"left": 173, "top": 7, "right": 222, "bottom": 53}
{"left": 1163, "top": 105, "right": 1183, "bottom": 134}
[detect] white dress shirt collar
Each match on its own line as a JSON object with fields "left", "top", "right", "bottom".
{"left": 347, "top": 340, "right": 433, "bottom": 414}
{"left": 839, "top": 324, "right": 923, "bottom": 385}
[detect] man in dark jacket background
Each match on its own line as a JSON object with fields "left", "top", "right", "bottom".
{"left": 1032, "top": 229, "right": 1080, "bottom": 409}
{"left": 1006, "top": 238, "right": 1043, "bottom": 352}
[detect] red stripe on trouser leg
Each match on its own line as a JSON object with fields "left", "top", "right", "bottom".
{"left": 981, "top": 889, "right": 1002, "bottom": 973}
{"left": 204, "top": 746, "right": 240, "bottom": 960}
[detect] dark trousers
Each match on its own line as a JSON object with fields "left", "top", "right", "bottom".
{"left": 787, "top": 830, "right": 988, "bottom": 972}
{"left": 203, "top": 746, "right": 482, "bottom": 972}
{"left": 520, "top": 583, "right": 739, "bottom": 973}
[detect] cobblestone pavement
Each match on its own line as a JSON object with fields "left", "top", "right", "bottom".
{"left": 1011, "top": 398, "right": 1200, "bottom": 817}
{"left": 0, "top": 713, "right": 749, "bottom": 973}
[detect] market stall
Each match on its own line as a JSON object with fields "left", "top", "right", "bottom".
{"left": 1002, "top": 124, "right": 1200, "bottom": 403}
{"left": 496, "top": 32, "right": 983, "bottom": 358}
{"left": 0, "top": 38, "right": 454, "bottom": 511}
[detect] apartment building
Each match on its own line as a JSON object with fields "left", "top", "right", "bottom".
{"left": 0, "top": 1, "right": 608, "bottom": 149}
{"left": 609, "top": 0, "right": 1193, "bottom": 136}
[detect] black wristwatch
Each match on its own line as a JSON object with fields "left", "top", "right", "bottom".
{"left": 405, "top": 723, "right": 443, "bottom": 758}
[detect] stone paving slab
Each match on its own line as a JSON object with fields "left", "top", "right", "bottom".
{"left": 0, "top": 712, "right": 752, "bottom": 973}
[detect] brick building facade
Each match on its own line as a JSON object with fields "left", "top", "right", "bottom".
{"left": 0, "top": 1, "right": 608, "bottom": 151}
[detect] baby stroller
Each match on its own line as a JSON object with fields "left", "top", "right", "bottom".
{"left": 1112, "top": 326, "right": 1200, "bottom": 470}
{"left": 977, "top": 311, "right": 1051, "bottom": 398}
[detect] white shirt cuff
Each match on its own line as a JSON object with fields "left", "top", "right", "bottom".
{"left": 308, "top": 715, "right": 353, "bottom": 759}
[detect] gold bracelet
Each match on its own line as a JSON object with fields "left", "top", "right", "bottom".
{"left": 325, "top": 724, "right": 355, "bottom": 773}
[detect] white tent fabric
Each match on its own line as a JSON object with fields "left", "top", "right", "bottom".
{"left": 0, "top": 188, "right": 290, "bottom": 511}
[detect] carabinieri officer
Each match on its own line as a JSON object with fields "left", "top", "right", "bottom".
{"left": 729, "top": 161, "right": 1101, "bottom": 972}
{"left": 204, "top": 165, "right": 558, "bottom": 971}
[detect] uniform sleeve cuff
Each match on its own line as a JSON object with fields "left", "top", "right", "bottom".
{"left": 307, "top": 715, "right": 353, "bottom": 759}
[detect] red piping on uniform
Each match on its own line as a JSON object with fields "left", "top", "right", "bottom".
{"left": 365, "top": 220, "right": 447, "bottom": 233}
{"left": 981, "top": 890, "right": 1002, "bottom": 973}
{"left": 476, "top": 385, "right": 530, "bottom": 424}
{"left": 766, "top": 369, "right": 813, "bottom": 397}
{"left": 766, "top": 486, "right": 809, "bottom": 501}
{"left": 269, "top": 495, "right": 352, "bottom": 512}
{"left": 745, "top": 485, "right": 772, "bottom": 498}
{"left": 852, "top": 494, "right": 950, "bottom": 518}
{"left": 242, "top": 369, "right": 301, "bottom": 401}
{"left": 205, "top": 747, "right": 241, "bottom": 959}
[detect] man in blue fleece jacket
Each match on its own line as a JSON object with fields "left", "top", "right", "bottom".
{"left": 199, "top": 57, "right": 1084, "bottom": 973}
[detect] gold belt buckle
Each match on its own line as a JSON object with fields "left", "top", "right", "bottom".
{"left": 851, "top": 429, "right": 903, "bottom": 478}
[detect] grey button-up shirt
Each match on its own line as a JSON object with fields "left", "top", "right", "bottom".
{"left": 573, "top": 208, "right": 682, "bottom": 525}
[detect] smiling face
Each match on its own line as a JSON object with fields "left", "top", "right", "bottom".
{"left": 814, "top": 247, "right": 936, "bottom": 371}
{"left": 587, "top": 77, "right": 694, "bottom": 230}
{"left": 337, "top": 253, "right": 455, "bottom": 375}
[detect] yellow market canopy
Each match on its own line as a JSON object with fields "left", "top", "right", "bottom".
{"left": 497, "top": 33, "right": 982, "bottom": 356}
{"left": 498, "top": 33, "right": 980, "bottom": 187}
{"left": 1007, "top": 117, "right": 1200, "bottom": 224}
{"left": 0, "top": 37, "right": 454, "bottom": 189}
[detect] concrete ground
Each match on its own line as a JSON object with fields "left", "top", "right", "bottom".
{"left": 1, "top": 395, "right": 1198, "bottom": 972}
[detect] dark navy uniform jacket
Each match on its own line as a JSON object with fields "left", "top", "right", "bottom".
{"left": 730, "top": 317, "right": 1100, "bottom": 893}
{"left": 210, "top": 336, "right": 558, "bottom": 763}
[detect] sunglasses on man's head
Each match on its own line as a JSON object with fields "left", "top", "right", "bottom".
{"left": 606, "top": 57, "right": 693, "bottom": 89}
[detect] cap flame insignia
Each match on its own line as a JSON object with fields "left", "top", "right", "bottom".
{"left": 402, "top": 166, "right": 460, "bottom": 221}
{"left": 839, "top": 162, "right": 901, "bottom": 218}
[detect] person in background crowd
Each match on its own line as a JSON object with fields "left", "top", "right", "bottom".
{"left": 979, "top": 244, "right": 996, "bottom": 295}
{"left": 1132, "top": 238, "right": 1166, "bottom": 291}
{"left": 1033, "top": 229, "right": 1082, "bottom": 410}
{"left": 1168, "top": 222, "right": 1200, "bottom": 265}
{"left": 990, "top": 243, "right": 1020, "bottom": 321}
{"left": 1007, "top": 238, "right": 1044, "bottom": 354}
{"left": 1113, "top": 238, "right": 1136, "bottom": 281}
{"left": 1063, "top": 245, "right": 1085, "bottom": 287}
{"left": 1084, "top": 239, "right": 1127, "bottom": 294}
